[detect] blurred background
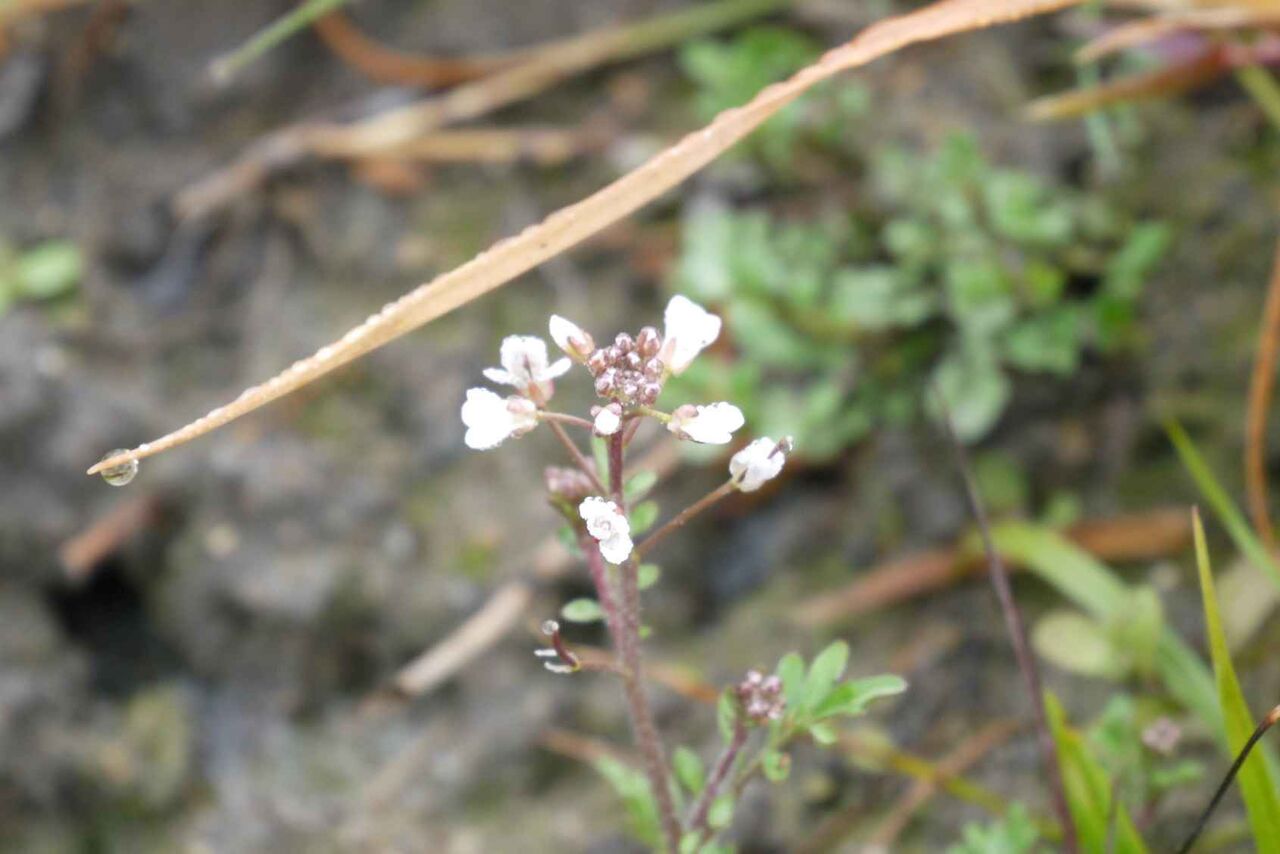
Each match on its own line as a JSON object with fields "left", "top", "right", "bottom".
{"left": 2, "top": 0, "right": 1279, "bottom": 850}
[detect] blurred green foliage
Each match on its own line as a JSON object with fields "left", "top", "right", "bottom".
{"left": 0, "top": 239, "right": 82, "bottom": 315}
{"left": 670, "top": 28, "right": 1171, "bottom": 455}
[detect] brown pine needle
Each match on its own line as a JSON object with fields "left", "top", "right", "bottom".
{"left": 1027, "top": 48, "right": 1226, "bottom": 121}
{"left": 89, "top": 0, "right": 1082, "bottom": 478}
{"left": 1246, "top": 236, "right": 1280, "bottom": 552}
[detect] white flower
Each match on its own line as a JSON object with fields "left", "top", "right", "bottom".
{"left": 660, "top": 295, "right": 721, "bottom": 375}
{"left": 593, "top": 403, "right": 622, "bottom": 436}
{"left": 579, "top": 497, "right": 633, "bottom": 564}
{"left": 667, "top": 402, "right": 744, "bottom": 445}
{"left": 460, "top": 388, "right": 538, "bottom": 450}
{"left": 483, "top": 335, "right": 571, "bottom": 400}
{"left": 730, "top": 437, "right": 790, "bottom": 492}
{"left": 549, "top": 315, "right": 595, "bottom": 361}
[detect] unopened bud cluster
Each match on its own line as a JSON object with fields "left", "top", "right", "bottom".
{"left": 545, "top": 466, "right": 597, "bottom": 503}
{"left": 588, "top": 327, "right": 665, "bottom": 407}
{"left": 738, "top": 669, "right": 785, "bottom": 724}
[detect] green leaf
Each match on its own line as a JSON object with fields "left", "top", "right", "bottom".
{"left": 1032, "top": 609, "right": 1124, "bottom": 679}
{"left": 707, "top": 793, "right": 734, "bottom": 829}
{"left": 812, "top": 674, "right": 907, "bottom": 719}
{"left": 761, "top": 748, "right": 790, "bottom": 782}
{"left": 637, "top": 563, "right": 661, "bottom": 591}
{"left": 1104, "top": 222, "right": 1171, "bottom": 300}
{"left": 1045, "top": 693, "right": 1148, "bottom": 853}
{"left": 1166, "top": 419, "right": 1280, "bottom": 592}
{"left": 592, "top": 756, "right": 661, "bottom": 847}
{"left": 947, "top": 803, "right": 1041, "bottom": 854}
{"left": 802, "top": 640, "right": 849, "bottom": 711}
{"left": 673, "top": 746, "right": 706, "bottom": 796}
{"left": 14, "top": 241, "right": 81, "bottom": 300}
{"left": 1002, "top": 307, "right": 1081, "bottom": 376}
{"left": 930, "top": 344, "right": 1011, "bottom": 442}
{"left": 629, "top": 501, "right": 660, "bottom": 535}
{"left": 830, "top": 266, "right": 937, "bottom": 331}
{"left": 1192, "top": 511, "right": 1280, "bottom": 848}
{"left": 808, "top": 722, "right": 838, "bottom": 745}
{"left": 717, "top": 688, "right": 739, "bottom": 742}
{"left": 625, "top": 471, "right": 659, "bottom": 503}
{"left": 990, "top": 522, "right": 1280, "bottom": 782}
{"left": 561, "top": 598, "right": 604, "bottom": 623}
{"left": 776, "top": 652, "right": 806, "bottom": 711}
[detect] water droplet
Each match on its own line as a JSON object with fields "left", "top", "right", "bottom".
{"left": 99, "top": 449, "right": 138, "bottom": 486}
{"left": 541, "top": 620, "right": 559, "bottom": 637}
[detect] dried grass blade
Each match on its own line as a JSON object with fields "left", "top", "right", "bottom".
{"left": 89, "top": 0, "right": 1082, "bottom": 476}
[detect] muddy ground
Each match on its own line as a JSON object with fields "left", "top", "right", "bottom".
{"left": 1, "top": 1, "right": 1278, "bottom": 851}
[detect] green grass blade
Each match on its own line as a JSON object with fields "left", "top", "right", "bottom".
{"left": 1044, "top": 692, "right": 1148, "bottom": 853}
{"left": 210, "top": 0, "right": 350, "bottom": 83}
{"left": 1166, "top": 419, "right": 1280, "bottom": 591}
{"left": 1192, "top": 510, "right": 1280, "bottom": 852}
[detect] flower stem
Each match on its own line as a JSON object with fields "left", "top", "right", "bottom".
{"left": 635, "top": 480, "right": 735, "bottom": 559}
{"left": 608, "top": 431, "right": 625, "bottom": 504}
{"left": 538, "top": 411, "right": 596, "bottom": 431}
{"left": 687, "top": 718, "right": 748, "bottom": 837}
{"left": 546, "top": 419, "right": 608, "bottom": 495}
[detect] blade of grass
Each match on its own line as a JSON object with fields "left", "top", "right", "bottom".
{"left": 1166, "top": 419, "right": 1280, "bottom": 591}
{"left": 209, "top": 0, "right": 351, "bottom": 83}
{"left": 1190, "top": 508, "right": 1280, "bottom": 852}
{"left": 1045, "top": 693, "right": 1148, "bottom": 854}
{"left": 89, "top": 0, "right": 1083, "bottom": 478}
{"left": 1245, "top": 237, "right": 1280, "bottom": 552}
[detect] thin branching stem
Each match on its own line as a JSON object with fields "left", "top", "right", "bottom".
{"left": 584, "top": 434, "right": 680, "bottom": 851}
{"left": 539, "top": 411, "right": 596, "bottom": 431}
{"left": 687, "top": 718, "right": 749, "bottom": 837}
{"left": 635, "top": 481, "right": 736, "bottom": 559}
{"left": 546, "top": 419, "right": 607, "bottom": 495}
{"left": 934, "top": 391, "right": 1078, "bottom": 853}
{"left": 1177, "top": 705, "right": 1280, "bottom": 854}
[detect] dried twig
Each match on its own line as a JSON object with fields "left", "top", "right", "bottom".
{"left": 58, "top": 494, "right": 161, "bottom": 583}
{"left": 1245, "top": 237, "right": 1280, "bottom": 551}
{"left": 91, "top": 0, "right": 1083, "bottom": 477}
{"left": 792, "top": 507, "right": 1192, "bottom": 626}
{"left": 174, "top": 0, "right": 790, "bottom": 221}
{"left": 313, "top": 10, "right": 520, "bottom": 88}
{"left": 936, "top": 393, "right": 1077, "bottom": 852}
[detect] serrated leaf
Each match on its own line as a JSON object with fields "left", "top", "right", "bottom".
{"left": 803, "top": 640, "right": 849, "bottom": 711}
{"left": 776, "top": 652, "right": 805, "bottom": 711}
{"left": 762, "top": 748, "right": 790, "bottom": 782}
{"left": 1192, "top": 511, "right": 1280, "bottom": 848}
{"left": 637, "top": 563, "right": 661, "bottom": 590}
{"left": 561, "top": 598, "right": 604, "bottom": 623}
{"left": 673, "top": 746, "right": 706, "bottom": 796}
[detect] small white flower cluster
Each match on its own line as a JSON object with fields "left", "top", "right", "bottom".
{"left": 459, "top": 295, "right": 792, "bottom": 564}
